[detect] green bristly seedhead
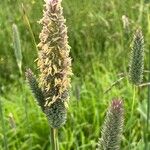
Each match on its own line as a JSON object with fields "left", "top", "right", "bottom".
{"left": 26, "top": 0, "right": 72, "bottom": 128}
{"left": 25, "top": 69, "right": 45, "bottom": 112}
{"left": 97, "top": 99, "right": 124, "bottom": 150}
{"left": 129, "top": 28, "right": 144, "bottom": 85}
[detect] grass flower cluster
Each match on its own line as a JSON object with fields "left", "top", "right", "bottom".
{"left": 26, "top": 0, "right": 72, "bottom": 129}
{"left": 97, "top": 100, "right": 124, "bottom": 150}
{"left": 26, "top": 0, "right": 72, "bottom": 149}
{"left": 129, "top": 28, "right": 144, "bottom": 85}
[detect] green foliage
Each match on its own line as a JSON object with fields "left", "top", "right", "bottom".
{"left": 1, "top": 68, "right": 149, "bottom": 149}
{"left": 0, "top": 0, "right": 150, "bottom": 149}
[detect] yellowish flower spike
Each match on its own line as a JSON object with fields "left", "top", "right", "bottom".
{"left": 26, "top": 0, "right": 72, "bottom": 128}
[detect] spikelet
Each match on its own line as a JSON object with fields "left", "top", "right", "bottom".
{"left": 129, "top": 28, "right": 144, "bottom": 85}
{"left": 36, "top": 0, "right": 72, "bottom": 128}
{"left": 97, "top": 99, "right": 124, "bottom": 150}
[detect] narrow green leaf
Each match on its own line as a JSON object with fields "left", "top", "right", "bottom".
{"left": 12, "top": 24, "right": 22, "bottom": 75}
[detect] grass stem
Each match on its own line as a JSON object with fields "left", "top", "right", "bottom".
{"left": 21, "top": 3, "right": 38, "bottom": 53}
{"left": 145, "top": 37, "right": 150, "bottom": 150}
{"left": 131, "top": 86, "right": 136, "bottom": 116}
{"left": 0, "top": 98, "right": 8, "bottom": 150}
{"left": 146, "top": 76, "right": 150, "bottom": 150}
{"left": 129, "top": 85, "right": 136, "bottom": 148}
{"left": 51, "top": 128, "right": 58, "bottom": 150}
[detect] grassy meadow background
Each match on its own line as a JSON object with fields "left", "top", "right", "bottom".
{"left": 0, "top": 0, "right": 150, "bottom": 149}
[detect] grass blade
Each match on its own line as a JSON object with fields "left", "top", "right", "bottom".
{"left": 12, "top": 24, "right": 22, "bottom": 75}
{"left": 21, "top": 3, "right": 38, "bottom": 53}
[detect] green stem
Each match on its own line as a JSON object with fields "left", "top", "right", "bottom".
{"left": 129, "top": 85, "right": 136, "bottom": 149}
{"left": 22, "top": 3, "right": 38, "bottom": 54}
{"left": 145, "top": 33, "right": 150, "bottom": 150}
{"left": 0, "top": 98, "right": 8, "bottom": 150}
{"left": 145, "top": 9, "right": 150, "bottom": 150}
{"left": 146, "top": 75, "right": 150, "bottom": 150}
{"left": 131, "top": 86, "right": 136, "bottom": 117}
{"left": 51, "top": 128, "right": 58, "bottom": 150}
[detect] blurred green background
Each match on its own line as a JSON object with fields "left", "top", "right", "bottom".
{"left": 0, "top": 0, "right": 150, "bottom": 149}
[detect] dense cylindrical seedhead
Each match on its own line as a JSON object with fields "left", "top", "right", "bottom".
{"left": 45, "top": 99, "right": 67, "bottom": 128}
{"left": 38, "top": 0, "right": 72, "bottom": 106}
{"left": 97, "top": 99, "right": 124, "bottom": 150}
{"left": 26, "top": 0, "right": 72, "bottom": 128}
{"left": 129, "top": 28, "right": 144, "bottom": 85}
{"left": 25, "top": 69, "right": 45, "bottom": 111}
{"left": 35, "top": 0, "right": 72, "bottom": 128}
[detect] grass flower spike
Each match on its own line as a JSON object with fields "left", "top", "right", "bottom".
{"left": 25, "top": 69, "right": 45, "bottom": 111}
{"left": 97, "top": 99, "right": 124, "bottom": 150}
{"left": 129, "top": 28, "right": 144, "bottom": 85}
{"left": 26, "top": 0, "right": 72, "bottom": 129}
